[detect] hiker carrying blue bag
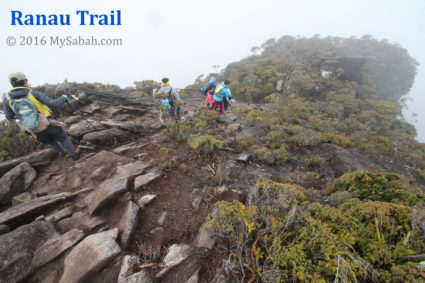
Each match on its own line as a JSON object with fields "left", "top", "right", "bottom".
{"left": 3, "top": 72, "right": 79, "bottom": 160}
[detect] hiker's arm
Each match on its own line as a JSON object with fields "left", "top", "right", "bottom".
{"left": 3, "top": 97, "right": 15, "bottom": 120}
{"left": 172, "top": 89, "right": 183, "bottom": 103}
{"left": 31, "top": 91, "right": 67, "bottom": 108}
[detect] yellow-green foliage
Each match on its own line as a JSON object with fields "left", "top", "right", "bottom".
{"left": 321, "top": 131, "right": 354, "bottom": 148}
{"left": 197, "top": 108, "right": 219, "bottom": 124}
{"left": 245, "top": 110, "right": 264, "bottom": 125}
{"left": 274, "top": 144, "right": 290, "bottom": 163}
{"left": 206, "top": 178, "right": 425, "bottom": 282}
{"left": 166, "top": 121, "right": 192, "bottom": 142}
{"left": 287, "top": 128, "right": 320, "bottom": 148}
{"left": 264, "top": 93, "right": 277, "bottom": 103}
{"left": 0, "top": 120, "right": 32, "bottom": 161}
{"left": 325, "top": 171, "right": 425, "bottom": 206}
{"left": 304, "top": 154, "right": 325, "bottom": 170}
{"left": 188, "top": 134, "right": 223, "bottom": 154}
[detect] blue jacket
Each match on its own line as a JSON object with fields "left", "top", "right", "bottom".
{"left": 214, "top": 83, "right": 231, "bottom": 102}
{"left": 3, "top": 88, "right": 67, "bottom": 120}
{"left": 201, "top": 76, "right": 216, "bottom": 94}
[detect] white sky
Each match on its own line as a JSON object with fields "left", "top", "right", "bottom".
{"left": 1, "top": 0, "right": 424, "bottom": 141}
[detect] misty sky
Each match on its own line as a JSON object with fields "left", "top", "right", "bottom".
{"left": 1, "top": 0, "right": 424, "bottom": 141}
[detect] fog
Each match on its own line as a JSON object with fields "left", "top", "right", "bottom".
{"left": 1, "top": 0, "right": 424, "bottom": 141}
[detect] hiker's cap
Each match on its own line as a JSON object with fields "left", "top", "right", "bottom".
{"left": 9, "top": 72, "right": 27, "bottom": 86}
{"left": 161, "top": 78, "right": 170, "bottom": 86}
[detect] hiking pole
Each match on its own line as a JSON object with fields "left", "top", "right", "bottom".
{"left": 65, "top": 81, "right": 98, "bottom": 131}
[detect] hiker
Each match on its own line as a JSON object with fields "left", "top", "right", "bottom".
{"left": 212, "top": 80, "right": 231, "bottom": 115}
{"left": 223, "top": 87, "right": 232, "bottom": 111}
{"left": 201, "top": 76, "right": 216, "bottom": 109}
{"left": 153, "top": 78, "right": 183, "bottom": 122}
{"left": 3, "top": 72, "right": 79, "bottom": 160}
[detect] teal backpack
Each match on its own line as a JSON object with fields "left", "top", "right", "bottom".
{"left": 8, "top": 91, "right": 42, "bottom": 131}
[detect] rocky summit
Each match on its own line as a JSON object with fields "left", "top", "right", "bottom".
{"left": 1, "top": 36, "right": 425, "bottom": 282}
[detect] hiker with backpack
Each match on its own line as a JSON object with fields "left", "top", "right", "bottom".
{"left": 212, "top": 80, "right": 231, "bottom": 115}
{"left": 153, "top": 78, "right": 183, "bottom": 122}
{"left": 200, "top": 76, "right": 216, "bottom": 109}
{"left": 3, "top": 72, "right": 80, "bottom": 160}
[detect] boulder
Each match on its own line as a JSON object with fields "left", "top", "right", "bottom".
{"left": 59, "top": 229, "right": 121, "bottom": 283}
{"left": 156, "top": 244, "right": 191, "bottom": 278}
{"left": 83, "top": 128, "right": 130, "bottom": 146}
{"left": 64, "top": 115, "right": 82, "bottom": 125}
{"left": 0, "top": 193, "right": 71, "bottom": 228}
{"left": 0, "top": 220, "right": 58, "bottom": 282}
{"left": 193, "top": 228, "right": 216, "bottom": 250}
{"left": 218, "top": 160, "right": 245, "bottom": 180}
{"left": 235, "top": 126, "right": 263, "bottom": 140}
{"left": 116, "top": 161, "right": 152, "bottom": 178}
{"left": 134, "top": 172, "right": 163, "bottom": 191}
{"left": 101, "top": 120, "right": 145, "bottom": 134}
{"left": 32, "top": 229, "right": 85, "bottom": 268}
{"left": 118, "top": 201, "right": 139, "bottom": 248}
{"left": 0, "top": 162, "right": 36, "bottom": 204}
{"left": 118, "top": 255, "right": 152, "bottom": 283}
{"left": 136, "top": 194, "right": 157, "bottom": 209}
{"left": 88, "top": 177, "right": 129, "bottom": 215}
{"left": 187, "top": 268, "right": 201, "bottom": 283}
{"left": 192, "top": 189, "right": 204, "bottom": 210}
{"left": 56, "top": 211, "right": 106, "bottom": 234}
{"left": 0, "top": 224, "right": 10, "bottom": 236}
{"left": 12, "top": 192, "right": 34, "bottom": 206}
{"left": 46, "top": 206, "right": 73, "bottom": 223}
{"left": 68, "top": 120, "right": 104, "bottom": 138}
{"left": 232, "top": 152, "right": 251, "bottom": 163}
{"left": 0, "top": 149, "right": 57, "bottom": 177}
{"left": 113, "top": 142, "right": 150, "bottom": 155}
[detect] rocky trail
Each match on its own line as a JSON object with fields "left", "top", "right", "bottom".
{"left": 0, "top": 89, "right": 424, "bottom": 283}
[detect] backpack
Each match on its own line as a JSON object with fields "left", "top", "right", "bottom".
{"left": 8, "top": 91, "right": 49, "bottom": 133}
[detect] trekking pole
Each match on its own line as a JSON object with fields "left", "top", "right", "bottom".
{"left": 65, "top": 81, "right": 99, "bottom": 131}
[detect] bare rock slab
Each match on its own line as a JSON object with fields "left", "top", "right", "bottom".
{"left": 83, "top": 128, "right": 130, "bottom": 146}
{"left": 116, "top": 161, "right": 152, "bottom": 178}
{"left": 113, "top": 142, "right": 149, "bottom": 155}
{"left": 193, "top": 228, "right": 216, "bottom": 250}
{"left": 0, "top": 149, "right": 57, "bottom": 177}
{"left": 0, "top": 193, "right": 71, "bottom": 228}
{"left": 46, "top": 206, "right": 73, "bottom": 223}
{"left": 0, "top": 162, "right": 36, "bottom": 204}
{"left": 88, "top": 177, "right": 128, "bottom": 215}
{"left": 32, "top": 229, "right": 85, "bottom": 268}
{"left": 118, "top": 255, "right": 152, "bottom": 283}
{"left": 137, "top": 194, "right": 157, "bottom": 209}
{"left": 156, "top": 244, "right": 191, "bottom": 278}
{"left": 134, "top": 172, "right": 162, "bottom": 191}
{"left": 56, "top": 211, "right": 106, "bottom": 234}
{"left": 0, "top": 220, "right": 58, "bottom": 282}
{"left": 59, "top": 229, "right": 121, "bottom": 283}
{"left": 118, "top": 201, "right": 139, "bottom": 248}
{"left": 68, "top": 120, "right": 104, "bottom": 138}
{"left": 12, "top": 192, "right": 34, "bottom": 206}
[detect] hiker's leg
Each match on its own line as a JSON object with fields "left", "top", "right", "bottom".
{"left": 169, "top": 106, "right": 176, "bottom": 120}
{"left": 176, "top": 106, "right": 181, "bottom": 120}
{"left": 36, "top": 126, "right": 63, "bottom": 152}
{"left": 212, "top": 102, "right": 218, "bottom": 111}
{"left": 219, "top": 101, "right": 224, "bottom": 114}
{"left": 223, "top": 100, "right": 228, "bottom": 111}
{"left": 48, "top": 141, "right": 65, "bottom": 153}
{"left": 60, "top": 138, "right": 77, "bottom": 156}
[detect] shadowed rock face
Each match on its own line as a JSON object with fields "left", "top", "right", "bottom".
{"left": 0, "top": 162, "right": 36, "bottom": 204}
{"left": 0, "top": 220, "right": 58, "bottom": 282}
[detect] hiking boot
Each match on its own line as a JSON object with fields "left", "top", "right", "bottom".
{"left": 72, "top": 151, "right": 80, "bottom": 161}
{"left": 59, "top": 152, "right": 68, "bottom": 157}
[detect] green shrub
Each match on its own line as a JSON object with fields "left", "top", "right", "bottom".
{"left": 325, "top": 171, "right": 425, "bottom": 206}
{"left": 304, "top": 154, "right": 325, "bottom": 170}
{"left": 321, "top": 132, "right": 354, "bottom": 148}
{"left": 188, "top": 134, "right": 223, "bottom": 154}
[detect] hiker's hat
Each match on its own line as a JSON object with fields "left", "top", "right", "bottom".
{"left": 9, "top": 72, "right": 28, "bottom": 86}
